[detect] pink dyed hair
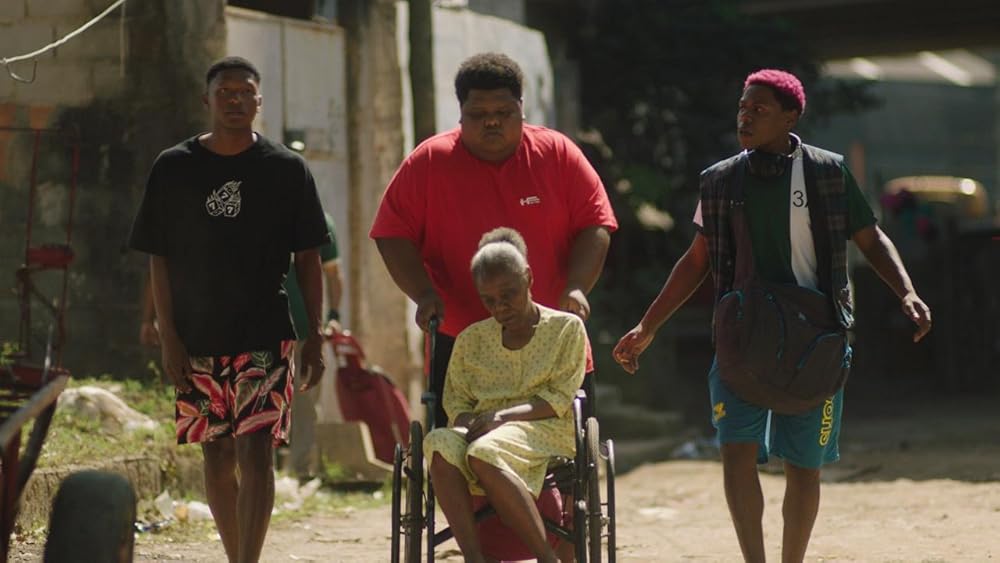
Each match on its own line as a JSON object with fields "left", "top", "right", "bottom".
{"left": 744, "top": 69, "right": 806, "bottom": 114}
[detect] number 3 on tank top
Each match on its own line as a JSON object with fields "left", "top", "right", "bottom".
{"left": 792, "top": 189, "right": 807, "bottom": 208}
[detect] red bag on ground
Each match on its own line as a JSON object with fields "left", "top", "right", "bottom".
{"left": 331, "top": 331, "right": 411, "bottom": 464}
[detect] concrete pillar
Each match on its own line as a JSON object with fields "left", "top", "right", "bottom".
{"left": 339, "top": 0, "right": 415, "bottom": 401}
{"left": 995, "top": 60, "right": 1000, "bottom": 214}
{"left": 468, "top": 0, "right": 526, "bottom": 24}
{"left": 409, "top": 0, "right": 436, "bottom": 144}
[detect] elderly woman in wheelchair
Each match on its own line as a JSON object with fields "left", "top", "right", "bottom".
{"left": 422, "top": 227, "right": 586, "bottom": 563}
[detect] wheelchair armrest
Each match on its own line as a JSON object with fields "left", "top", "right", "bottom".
{"left": 572, "top": 389, "right": 587, "bottom": 423}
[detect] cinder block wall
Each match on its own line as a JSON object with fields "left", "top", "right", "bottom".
{"left": 0, "top": 0, "right": 226, "bottom": 377}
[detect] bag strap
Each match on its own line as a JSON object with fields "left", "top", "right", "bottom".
{"left": 729, "top": 153, "right": 757, "bottom": 286}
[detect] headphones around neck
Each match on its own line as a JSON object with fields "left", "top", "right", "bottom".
{"left": 745, "top": 134, "right": 800, "bottom": 178}
{"left": 745, "top": 149, "right": 794, "bottom": 178}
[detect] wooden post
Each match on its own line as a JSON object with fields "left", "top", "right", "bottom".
{"left": 339, "top": 0, "right": 413, "bottom": 397}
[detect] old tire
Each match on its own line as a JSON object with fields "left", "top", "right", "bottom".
{"left": 44, "top": 470, "right": 136, "bottom": 563}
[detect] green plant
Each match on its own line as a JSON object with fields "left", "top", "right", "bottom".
{"left": 1, "top": 341, "right": 20, "bottom": 368}
{"left": 318, "top": 455, "right": 348, "bottom": 484}
{"left": 145, "top": 359, "right": 163, "bottom": 383}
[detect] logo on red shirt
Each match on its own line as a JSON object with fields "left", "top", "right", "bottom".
{"left": 519, "top": 195, "right": 541, "bottom": 206}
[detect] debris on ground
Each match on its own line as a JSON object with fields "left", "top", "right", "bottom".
{"left": 58, "top": 386, "right": 158, "bottom": 433}
{"left": 670, "top": 437, "right": 719, "bottom": 460}
{"left": 275, "top": 476, "right": 324, "bottom": 512}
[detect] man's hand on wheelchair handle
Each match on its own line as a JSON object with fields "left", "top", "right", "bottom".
{"left": 558, "top": 288, "right": 590, "bottom": 321}
{"left": 416, "top": 289, "right": 444, "bottom": 332}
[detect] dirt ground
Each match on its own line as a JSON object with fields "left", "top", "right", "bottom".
{"left": 12, "top": 395, "right": 1000, "bottom": 562}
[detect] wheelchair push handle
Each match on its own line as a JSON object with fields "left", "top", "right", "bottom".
{"left": 427, "top": 315, "right": 441, "bottom": 381}
{"left": 427, "top": 316, "right": 440, "bottom": 375}
{"left": 422, "top": 316, "right": 441, "bottom": 428}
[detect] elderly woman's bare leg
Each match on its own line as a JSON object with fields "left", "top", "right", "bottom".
{"left": 468, "top": 457, "right": 558, "bottom": 563}
{"left": 429, "top": 453, "right": 488, "bottom": 563}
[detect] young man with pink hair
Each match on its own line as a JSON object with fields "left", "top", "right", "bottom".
{"left": 614, "top": 69, "right": 931, "bottom": 561}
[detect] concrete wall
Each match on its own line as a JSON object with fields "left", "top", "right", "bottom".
{"left": 226, "top": 7, "right": 351, "bottom": 325}
{"left": 467, "top": 0, "right": 526, "bottom": 24}
{"left": 434, "top": 5, "right": 554, "bottom": 134}
{"left": 226, "top": 7, "right": 352, "bottom": 421}
{"left": 396, "top": 1, "right": 555, "bottom": 153}
{"left": 0, "top": 0, "right": 225, "bottom": 377}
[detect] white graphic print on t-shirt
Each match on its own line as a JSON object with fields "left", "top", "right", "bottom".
{"left": 691, "top": 134, "right": 819, "bottom": 290}
{"left": 206, "top": 180, "right": 242, "bottom": 218}
{"left": 787, "top": 139, "right": 818, "bottom": 290}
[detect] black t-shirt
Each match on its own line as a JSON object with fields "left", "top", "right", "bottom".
{"left": 128, "top": 134, "right": 330, "bottom": 356}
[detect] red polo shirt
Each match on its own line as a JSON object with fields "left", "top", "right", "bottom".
{"left": 370, "top": 125, "right": 617, "bottom": 368}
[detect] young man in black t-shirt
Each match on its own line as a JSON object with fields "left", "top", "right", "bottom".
{"left": 129, "top": 57, "right": 329, "bottom": 563}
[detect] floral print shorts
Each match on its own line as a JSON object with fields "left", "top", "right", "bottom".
{"left": 176, "top": 340, "right": 295, "bottom": 446}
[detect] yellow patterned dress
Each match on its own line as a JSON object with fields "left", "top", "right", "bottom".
{"left": 423, "top": 305, "right": 586, "bottom": 497}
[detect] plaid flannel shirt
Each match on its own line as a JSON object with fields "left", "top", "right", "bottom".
{"left": 699, "top": 143, "right": 854, "bottom": 330}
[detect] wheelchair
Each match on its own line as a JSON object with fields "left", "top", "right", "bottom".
{"left": 390, "top": 319, "right": 616, "bottom": 562}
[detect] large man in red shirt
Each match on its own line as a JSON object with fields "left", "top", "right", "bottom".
{"left": 371, "top": 52, "right": 617, "bottom": 427}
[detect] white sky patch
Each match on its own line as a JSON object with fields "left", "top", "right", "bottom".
{"left": 824, "top": 49, "right": 996, "bottom": 86}
{"left": 849, "top": 57, "right": 882, "bottom": 80}
{"left": 918, "top": 51, "right": 974, "bottom": 86}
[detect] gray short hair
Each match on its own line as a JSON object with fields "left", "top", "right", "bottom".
{"left": 470, "top": 227, "right": 528, "bottom": 281}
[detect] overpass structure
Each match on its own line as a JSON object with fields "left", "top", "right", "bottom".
{"left": 740, "top": 0, "right": 1000, "bottom": 59}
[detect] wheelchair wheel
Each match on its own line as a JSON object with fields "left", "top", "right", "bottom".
{"left": 403, "top": 421, "right": 424, "bottom": 563}
{"left": 391, "top": 442, "right": 405, "bottom": 563}
{"left": 571, "top": 399, "right": 587, "bottom": 563}
{"left": 585, "top": 416, "right": 603, "bottom": 563}
{"left": 605, "top": 437, "right": 617, "bottom": 562}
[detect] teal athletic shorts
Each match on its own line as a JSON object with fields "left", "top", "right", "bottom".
{"left": 708, "top": 357, "right": 844, "bottom": 468}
